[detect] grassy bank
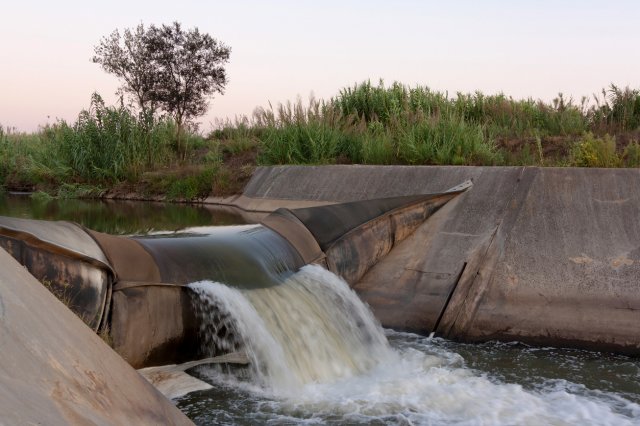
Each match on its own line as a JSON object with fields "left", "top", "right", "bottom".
{"left": 244, "top": 81, "right": 640, "bottom": 167}
{"left": 0, "top": 93, "right": 242, "bottom": 200}
{"left": 2, "top": 82, "right": 640, "bottom": 201}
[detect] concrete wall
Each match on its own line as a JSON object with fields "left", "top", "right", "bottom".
{"left": 241, "top": 165, "right": 640, "bottom": 354}
{"left": 0, "top": 247, "right": 192, "bottom": 425}
{"left": 438, "top": 167, "right": 640, "bottom": 353}
{"left": 244, "top": 164, "right": 492, "bottom": 201}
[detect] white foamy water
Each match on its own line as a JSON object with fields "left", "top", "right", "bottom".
{"left": 189, "top": 264, "right": 393, "bottom": 392}
{"left": 185, "top": 265, "right": 640, "bottom": 425}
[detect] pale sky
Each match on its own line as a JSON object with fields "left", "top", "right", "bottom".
{"left": 1, "top": 0, "right": 639, "bottom": 132}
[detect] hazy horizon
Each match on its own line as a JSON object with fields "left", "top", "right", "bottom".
{"left": 2, "top": 0, "right": 639, "bottom": 132}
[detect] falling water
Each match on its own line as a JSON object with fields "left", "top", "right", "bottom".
{"left": 186, "top": 265, "right": 640, "bottom": 425}
{"left": 189, "top": 264, "right": 393, "bottom": 392}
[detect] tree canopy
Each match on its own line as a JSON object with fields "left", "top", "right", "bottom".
{"left": 92, "top": 22, "right": 231, "bottom": 155}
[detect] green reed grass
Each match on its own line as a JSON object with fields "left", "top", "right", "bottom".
{"left": 2, "top": 81, "right": 640, "bottom": 196}
{"left": 1, "top": 93, "right": 208, "bottom": 193}
{"left": 55, "top": 93, "right": 177, "bottom": 182}
{"left": 254, "top": 82, "right": 501, "bottom": 166}
{"left": 589, "top": 85, "right": 640, "bottom": 134}
{"left": 251, "top": 80, "right": 639, "bottom": 168}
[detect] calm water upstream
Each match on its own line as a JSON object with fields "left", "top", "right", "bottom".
{"left": 1, "top": 194, "right": 638, "bottom": 425}
{"left": 0, "top": 193, "right": 247, "bottom": 234}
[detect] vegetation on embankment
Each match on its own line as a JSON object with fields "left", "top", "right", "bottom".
{"left": 0, "top": 93, "right": 250, "bottom": 200}
{"left": 2, "top": 81, "right": 640, "bottom": 201}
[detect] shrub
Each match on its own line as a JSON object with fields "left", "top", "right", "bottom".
{"left": 166, "top": 166, "right": 217, "bottom": 201}
{"left": 572, "top": 133, "right": 620, "bottom": 167}
{"left": 622, "top": 141, "right": 640, "bottom": 167}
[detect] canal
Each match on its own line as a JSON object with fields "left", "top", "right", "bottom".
{"left": 1, "top": 193, "right": 638, "bottom": 425}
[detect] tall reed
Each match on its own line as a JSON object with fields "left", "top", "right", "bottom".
{"left": 54, "top": 93, "right": 176, "bottom": 182}
{"left": 256, "top": 81, "right": 501, "bottom": 166}
{"left": 589, "top": 85, "right": 640, "bottom": 133}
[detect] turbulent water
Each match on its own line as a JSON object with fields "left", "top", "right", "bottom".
{"left": 184, "top": 265, "right": 640, "bottom": 425}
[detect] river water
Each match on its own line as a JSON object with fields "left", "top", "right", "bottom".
{"left": 182, "top": 266, "right": 640, "bottom": 425}
{"left": 0, "top": 193, "right": 247, "bottom": 233}
{"left": 1, "top": 194, "right": 639, "bottom": 425}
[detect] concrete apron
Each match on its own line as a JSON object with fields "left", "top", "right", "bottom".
{"left": 241, "top": 165, "right": 640, "bottom": 355}
{"left": 0, "top": 247, "right": 192, "bottom": 425}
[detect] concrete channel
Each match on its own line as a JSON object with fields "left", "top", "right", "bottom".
{"left": 0, "top": 247, "right": 191, "bottom": 425}
{"left": 236, "top": 165, "right": 640, "bottom": 354}
{"left": 1, "top": 164, "right": 639, "bottom": 422}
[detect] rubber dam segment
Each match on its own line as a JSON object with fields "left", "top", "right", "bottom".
{"left": 0, "top": 183, "right": 464, "bottom": 370}
{"left": 0, "top": 221, "right": 310, "bottom": 368}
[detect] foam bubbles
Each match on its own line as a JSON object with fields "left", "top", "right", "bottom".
{"left": 184, "top": 266, "right": 640, "bottom": 425}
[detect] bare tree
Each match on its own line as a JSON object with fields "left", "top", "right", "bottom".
{"left": 92, "top": 24, "right": 158, "bottom": 120}
{"left": 92, "top": 22, "right": 231, "bottom": 160}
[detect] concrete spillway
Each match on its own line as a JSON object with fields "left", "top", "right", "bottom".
{"left": 0, "top": 247, "right": 191, "bottom": 425}
{"left": 238, "top": 165, "right": 640, "bottom": 355}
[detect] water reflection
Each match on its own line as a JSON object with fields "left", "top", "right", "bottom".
{"left": 0, "top": 193, "right": 248, "bottom": 234}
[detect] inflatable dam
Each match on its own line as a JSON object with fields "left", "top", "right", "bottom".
{"left": 1, "top": 165, "right": 639, "bottom": 422}
{"left": 0, "top": 182, "right": 466, "bottom": 369}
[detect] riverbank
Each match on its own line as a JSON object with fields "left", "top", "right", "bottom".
{"left": 2, "top": 81, "right": 639, "bottom": 201}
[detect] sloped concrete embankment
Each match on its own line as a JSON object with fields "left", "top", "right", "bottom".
{"left": 242, "top": 165, "right": 640, "bottom": 354}
{"left": 0, "top": 248, "right": 192, "bottom": 425}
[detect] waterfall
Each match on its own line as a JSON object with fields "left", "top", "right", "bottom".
{"left": 185, "top": 265, "right": 640, "bottom": 425}
{"left": 189, "top": 264, "right": 394, "bottom": 392}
